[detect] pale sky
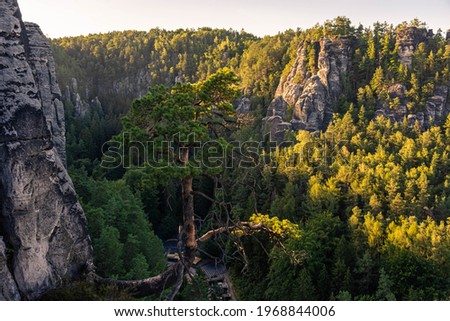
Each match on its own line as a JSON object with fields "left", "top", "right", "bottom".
{"left": 18, "top": 0, "right": 450, "bottom": 38}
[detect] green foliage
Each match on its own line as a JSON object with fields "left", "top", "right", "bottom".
{"left": 94, "top": 226, "right": 125, "bottom": 277}
{"left": 323, "top": 17, "right": 355, "bottom": 37}
{"left": 229, "top": 235, "right": 272, "bottom": 300}
{"left": 239, "top": 31, "right": 299, "bottom": 100}
{"left": 248, "top": 213, "right": 301, "bottom": 239}
{"left": 175, "top": 270, "right": 210, "bottom": 301}
{"left": 58, "top": 20, "right": 450, "bottom": 175}
{"left": 375, "top": 268, "right": 396, "bottom": 301}
{"left": 70, "top": 167, "right": 166, "bottom": 280}
{"left": 231, "top": 111, "right": 450, "bottom": 300}
{"left": 52, "top": 28, "right": 256, "bottom": 109}
{"left": 112, "top": 68, "right": 240, "bottom": 182}
{"left": 55, "top": 18, "right": 450, "bottom": 301}
{"left": 54, "top": 28, "right": 262, "bottom": 172}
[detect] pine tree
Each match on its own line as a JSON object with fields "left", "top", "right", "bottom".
{"left": 295, "top": 268, "right": 318, "bottom": 300}
{"left": 114, "top": 68, "right": 240, "bottom": 284}
{"left": 370, "top": 67, "right": 384, "bottom": 94}
{"left": 94, "top": 226, "right": 125, "bottom": 278}
{"left": 375, "top": 268, "right": 396, "bottom": 300}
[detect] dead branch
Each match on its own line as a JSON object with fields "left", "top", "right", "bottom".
{"left": 89, "top": 263, "right": 180, "bottom": 298}
{"left": 196, "top": 222, "right": 263, "bottom": 245}
{"left": 191, "top": 190, "right": 216, "bottom": 204}
{"left": 89, "top": 219, "right": 298, "bottom": 299}
{"left": 166, "top": 264, "right": 185, "bottom": 301}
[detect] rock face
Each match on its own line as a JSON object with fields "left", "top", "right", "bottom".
{"left": 24, "top": 22, "right": 67, "bottom": 164}
{"left": 235, "top": 97, "right": 251, "bottom": 114}
{"left": 0, "top": 0, "right": 93, "bottom": 300}
{"left": 381, "top": 27, "right": 450, "bottom": 129}
{"left": 396, "top": 27, "right": 429, "bottom": 67}
{"left": 374, "top": 83, "right": 449, "bottom": 129}
{"left": 63, "top": 77, "right": 103, "bottom": 118}
{"left": 0, "top": 237, "right": 20, "bottom": 300}
{"left": 265, "top": 36, "right": 354, "bottom": 140}
{"left": 266, "top": 27, "right": 450, "bottom": 140}
{"left": 425, "top": 86, "right": 450, "bottom": 125}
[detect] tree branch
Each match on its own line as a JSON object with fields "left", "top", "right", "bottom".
{"left": 196, "top": 222, "right": 263, "bottom": 245}
{"left": 191, "top": 190, "right": 216, "bottom": 204}
{"left": 89, "top": 220, "right": 297, "bottom": 299}
{"left": 166, "top": 264, "right": 185, "bottom": 301}
{"left": 90, "top": 263, "right": 180, "bottom": 297}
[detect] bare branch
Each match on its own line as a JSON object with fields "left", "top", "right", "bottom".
{"left": 166, "top": 264, "right": 185, "bottom": 301}
{"left": 191, "top": 190, "right": 216, "bottom": 204}
{"left": 90, "top": 263, "right": 180, "bottom": 297}
{"left": 89, "top": 219, "right": 297, "bottom": 299}
{"left": 197, "top": 222, "right": 263, "bottom": 245}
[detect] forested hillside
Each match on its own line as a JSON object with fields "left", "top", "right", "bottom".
{"left": 52, "top": 28, "right": 301, "bottom": 168}
{"left": 51, "top": 18, "right": 450, "bottom": 300}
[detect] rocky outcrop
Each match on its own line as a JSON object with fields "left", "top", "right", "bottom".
{"left": 235, "top": 97, "right": 251, "bottom": 114}
{"left": 266, "top": 26, "right": 450, "bottom": 140}
{"left": 424, "top": 85, "right": 450, "bottom": 127}
{"left": 265, "top": 36, "right": 354, "bottom": 140}
{"left": 396, "top": 27, "right": 430, "bottom": 67}
{"left": 378, "top": 27, "right": 450, "bottom": 129}
{"left": 24, "top": 22, "right": 67, "bottom": 164}
{"left": 112, "top": 68, "right": 152, "bottom": 98}
{"left": 63, "top": 77, "right": 103, "bottom": 118}
{"left": 0, "top": 0, "right": 93, "bottom": 300}
{"left": 377, "top": 27, "right": 449, "bottom": 129}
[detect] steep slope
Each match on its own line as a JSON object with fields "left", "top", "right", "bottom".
{"left": 266, "top": 25, "right": 450, "bottom": 141}
{"left": 396, "top": 27, "right": 431, "bottom": 67}
{"left": 0, "top": 0, "right": 92, "bottom": 300}
{"left": 24, "top": 21, "right": 67, "bottom": 164}
{"left": 265, "top": 36, "right": 354, "bottom": 140}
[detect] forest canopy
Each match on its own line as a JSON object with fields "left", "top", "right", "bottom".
{"left": 52, "top": 18, "right": 450, "bottom": 300}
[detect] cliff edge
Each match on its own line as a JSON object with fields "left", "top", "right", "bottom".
{"left": 0, "top": 0, "right": 92, "bottom": 300}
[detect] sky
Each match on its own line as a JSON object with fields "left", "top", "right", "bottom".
{"left": 18, "top": 0, "right": 450, "bottom": 38}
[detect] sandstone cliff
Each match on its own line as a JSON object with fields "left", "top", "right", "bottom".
{"left": 0, "top": 0, "right": 93, "bottom": 300}
{"left": 396, "top": 27, "right": 431, "bottom": 68}
{"left": 63, "top": 77, "right": 103, "bottom": 118}
{"left": 266, "top": 27, "right": 450, "bottom": 140}
{"left": 375, "top": 83, "right": 449, "bottom": 129}
{"left": 377, "top": 28, "right": 449, "bottom": 129}
{"left": 265, "top": 36, "right": 354, "bottom": 140}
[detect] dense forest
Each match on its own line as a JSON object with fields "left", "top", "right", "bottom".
{"left": 52, "top": 27, "right": 299, "bottom": 169}
{"left": 51, "top": 17, "right": 450, "bottom": 300}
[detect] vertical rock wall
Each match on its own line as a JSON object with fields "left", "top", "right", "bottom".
{"left": 265, "top": 36, "right": 354, "bottom": 140}
{"left": 0, "top": 0, "right": 92, "bottom": 300}
{"left": 0, "top": 237, "right": 20, "bottom": 300}
{"left": 266, "top": 27, "right": 450, "bottom": 141}
{"left": 24, "top": 21, "right": 67, "bottom": 164}
{"left": 396, "top": 27, "right": 430, "bottom": 68}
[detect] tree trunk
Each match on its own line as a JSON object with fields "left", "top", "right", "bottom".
{"left": 90, "top": 222, "right": 269, "bottom": 298}
{"left": 92, "top": 147, "right": 198, "bottom": 298}
{"left": 180, "top": 147, "right": 197, "bottom": 266}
